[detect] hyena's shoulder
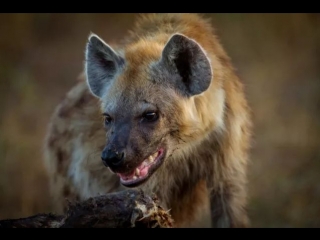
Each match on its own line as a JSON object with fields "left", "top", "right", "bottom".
{"left": 44, "top": 74, "right": 100, "bottom": 177}
{"left": 43, "top": 74, "right": 121, "bottom": 213}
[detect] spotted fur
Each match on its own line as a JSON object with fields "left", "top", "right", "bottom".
{"left": 44, "top": 14, "right": 252, "bottom": 228}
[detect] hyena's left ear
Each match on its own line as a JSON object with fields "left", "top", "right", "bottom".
{"left": 156, "top": 33, "right": 213, "bottom": 97}
{"left": 85, "top": 34, "right": 125, "bottom": 98}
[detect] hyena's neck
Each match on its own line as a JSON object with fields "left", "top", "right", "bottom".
{"left": 141, "top": 74, "right": 251, "bottom": 227}
{"left": 140, "top": 129, "right": 223, "bottom": 227}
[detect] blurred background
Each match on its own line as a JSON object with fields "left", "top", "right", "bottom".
{"left": 0, "top": 13, "right": 319, "bottom": 228}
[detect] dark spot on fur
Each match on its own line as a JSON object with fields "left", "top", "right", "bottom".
{"left": 61, "top": 130, "right": 72, "bottom": 140}
{"left": 225, "top": 101, "right": 231, "bottom": 112}
{"left": 74, "top": 92, "right": 93, "bottom": 109}
{"left": 63, "top": 185, "right": 71, "bottom": 197}
{"left": 48, "top": 136, "right": 57, "bottom": 148}
{"left": 58, "top": 99, "right": 71, "bottom": 118}
{"left": 57, "top": 150, "right": 68, "bottom": 174}
{"left": 58, "top": 90, "right": 95, "bottom": 118}
{"left": 47, "top": 126, "right": 60, "bottom": 148}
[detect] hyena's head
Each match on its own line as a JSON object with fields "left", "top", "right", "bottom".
{"left": 85, "top": 33, "right": 213, "bottom": 187}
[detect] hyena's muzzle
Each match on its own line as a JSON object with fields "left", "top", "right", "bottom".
{"left": 100, "top": 122, "right": 167, "bottom": 188}
{"left": 100, "top": 122, "right": 129, "bottom": 170}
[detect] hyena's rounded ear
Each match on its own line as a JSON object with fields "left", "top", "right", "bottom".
{"left": 85, "top": 34, "right": 125, "bottom": 98}
{"left": 156, "top": 33, "right": 213, "bottom": 97}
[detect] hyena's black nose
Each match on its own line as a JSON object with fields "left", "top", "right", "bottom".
{"left": 101, "top": 148, "right": 124, "bottom": 168}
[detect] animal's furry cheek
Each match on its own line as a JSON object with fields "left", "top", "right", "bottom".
{"left": 163, "top": 132, "right": 186, "bottom": 159}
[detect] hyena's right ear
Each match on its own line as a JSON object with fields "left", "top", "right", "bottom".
{"left": 85, "top": 34, "right": 125, "bottom": 98}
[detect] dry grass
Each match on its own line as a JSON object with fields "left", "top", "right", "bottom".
{"left": 0, "top": 13, "right": 319, "bottom": 227}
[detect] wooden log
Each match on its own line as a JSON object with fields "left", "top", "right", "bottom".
{"left": 0, "top": 189, "right": 174, "bottom": 228}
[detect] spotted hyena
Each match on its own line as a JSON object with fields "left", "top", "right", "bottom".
{"left": 44, "top": 13, "right": 252, "bottom": 228}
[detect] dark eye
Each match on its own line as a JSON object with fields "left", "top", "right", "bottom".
{"left": 142, "top": 112, "right": 159, "bottom": 122}
{"left": 104, "top": 114, "right": 113, "bottom": 125}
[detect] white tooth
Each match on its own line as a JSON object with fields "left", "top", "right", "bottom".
{"left": 133, "top": 176, "right": 137, "bottom": 180}
{"left": 135, "top": 168, "right": 140, "bottom": 176}
{"left": 153, "top": 152, "right": 158, "bottom": 159}
{"left": 148, "top": 155, "right": 154, "bottom": 163}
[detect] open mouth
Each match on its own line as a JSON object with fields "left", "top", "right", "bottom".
{"left": 116, "top": 148, "right": 165, "bottom": 187}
